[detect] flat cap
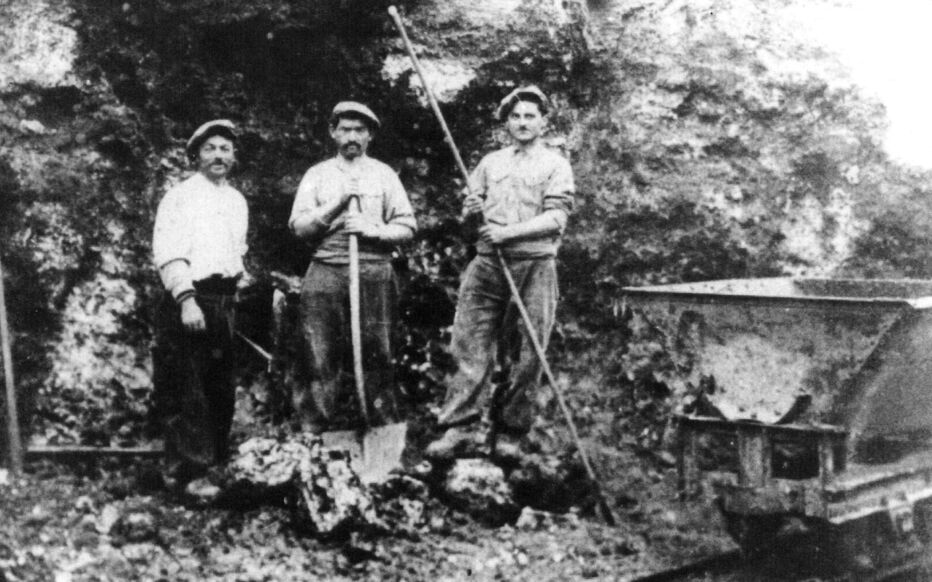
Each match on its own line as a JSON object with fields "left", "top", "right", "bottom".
{"left": 330, "top": 101, "right": 381, "bottom": 130}
{"left": 186, "top": 119, "right": 237, "bottom": 158}
{"left": 495, "top": 85, "right": 550, "bottom": 121}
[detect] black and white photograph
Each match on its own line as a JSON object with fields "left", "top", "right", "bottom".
{"left": 1, "top": 1, "right": 932, "bottom": 580}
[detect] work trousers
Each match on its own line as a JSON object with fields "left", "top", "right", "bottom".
{"left": 437, "top": 254, "right": 558, "bottom": 435}
{"left": 152, "top": 284, "right": 236, "bottom": 482}
{"left": 296, "top": 261, "right": 400, "bottom": 431}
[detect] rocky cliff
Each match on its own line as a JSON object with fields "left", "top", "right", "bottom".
{"left": 1, "top": 0, "right": 929, "bottom": 446}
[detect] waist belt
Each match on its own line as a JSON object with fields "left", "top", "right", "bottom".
{"left": 193, "top": 275, "right": 240, "bottom": 295}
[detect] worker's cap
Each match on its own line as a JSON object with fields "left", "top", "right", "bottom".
{"left": 495, "top": 85, "right": 550, "bottom": 121}
{"left": 329, "top": 101, "right": 381, "bottom": 130}
{"left": 186, "top": 119, "right": 237, "bottom": 159}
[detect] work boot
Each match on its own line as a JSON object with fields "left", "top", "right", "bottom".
{"left": 425, "top": 426, "right": 486, "bottom": 460}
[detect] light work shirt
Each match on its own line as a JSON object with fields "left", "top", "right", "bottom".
{"left": 469, "top": 143, "right": 575, "bottom": 258}
{"left": 152, "top": 172, "right": 248, "bottom": 300}
{"left": 289, "top": 155, "right": 417, "bottom": 264}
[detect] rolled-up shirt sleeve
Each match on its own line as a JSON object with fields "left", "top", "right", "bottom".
{"left": 152, "top": 190, "right": 195, "bottom": 300}
{"left": 289, "top": 169, "right": 331, "bottom": 241}
{"left": 542, "top": 156, "right": 575, "bottom": 233}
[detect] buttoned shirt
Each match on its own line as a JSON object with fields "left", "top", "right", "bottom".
{"left": 152, "top": 172, "right": 248, "bottom": 299}
{"left": 469, "top": 143, "right": 575, "bottom": 258}
{"left": 289, "top": 155, "right": 417, "bottom": 264}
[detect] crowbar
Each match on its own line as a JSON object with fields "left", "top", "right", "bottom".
{"left": 236, "top": 330, "right": 274, "bottom": 373}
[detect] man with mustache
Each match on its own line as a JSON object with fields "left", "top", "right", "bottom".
{"left": 151, "top": 119, "right": 249, "bottom": 498}
{"left": 427, "top": 86, "right": 575, "bottom": 461}
{"left": 289, "top": 102, "right": 416, "bottom": 433}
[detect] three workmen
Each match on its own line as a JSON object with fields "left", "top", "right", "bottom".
{"left": 151, "top": 85, "right": 574, "bottom": 491}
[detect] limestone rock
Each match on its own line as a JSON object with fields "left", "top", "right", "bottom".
{"left": 230, "top": 435, "right": 383, "bottom": 537}
{"left": 297, "top": 444, "right": 385, "bottom": 537}
{"left": 371, "top": 475, "right": 431, "bottom": 535}
{"left": 111, "top": 510, "right": 158, "bottom": 545}
{"left": 514, "top": 506, "right": 581, "bottom": 531}
{"left": 443, "top": 458, "right": 518, "bottom": 525}
{"left": 229, "top": 437, "right": 309, "bottom": 490}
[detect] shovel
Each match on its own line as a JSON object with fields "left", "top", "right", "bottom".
{"left": 320, "top": 189, "right": 408, "bottom": 484}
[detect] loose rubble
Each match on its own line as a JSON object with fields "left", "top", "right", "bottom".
{"left": 442, "top": 458, "right": 520, "bottom": 526}
{"left": 229, "top": 435, "right": 381, "bottom": 537}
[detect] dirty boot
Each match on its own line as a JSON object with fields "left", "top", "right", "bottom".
{"left": 425, "top": 426, "right": 487, "bottom": 460}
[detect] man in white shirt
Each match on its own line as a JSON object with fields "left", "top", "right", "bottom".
{"left": 151, "top": 119, "right": 249, "bottom": 495}
{"left": 289, "top": 102, "right": 416, "bottom": 433}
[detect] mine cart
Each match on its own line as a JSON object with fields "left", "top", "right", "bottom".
{"left": 623, "top": 278, "right": 932, "bottom": 573}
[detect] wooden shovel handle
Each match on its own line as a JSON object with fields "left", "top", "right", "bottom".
{"left": 347, "top": 192, "right": 368, "bottom": 425}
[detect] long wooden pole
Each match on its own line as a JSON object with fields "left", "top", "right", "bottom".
{"left": 388, "top": 5, "right": 616, "bottom": 526}
{"left": 0, "top": 256, "right": 24, "bottom": 475}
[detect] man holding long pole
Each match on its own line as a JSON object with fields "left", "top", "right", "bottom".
{"left": 427, "top": 86, "right": 576, "bottom": 461}
{"left": 289, "top": 102, "right": 416, "bottom": 433}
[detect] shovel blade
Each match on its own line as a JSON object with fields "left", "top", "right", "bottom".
{"left": 360, "top": 422, "right": 408, "bottom": 484}
{"left": 319, "top": 422, "right": 408, "bottom": 485}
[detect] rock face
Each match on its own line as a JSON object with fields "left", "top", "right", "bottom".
{"left": 0, "top": 1, "right": 77, "bottom": 90}
{"left": 2, "top": 0, "right": 932, "bottom": 459}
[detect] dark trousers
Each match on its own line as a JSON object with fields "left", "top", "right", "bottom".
{"left": 152, "top": 287, "right": 236, "bottom": 482}
{"left": 437, "top": 255, "right": 558, "bottom": 435}
{"left": 295, "top": 261, "right": 400, "bottom": 431}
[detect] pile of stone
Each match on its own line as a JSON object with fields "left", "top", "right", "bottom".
{"left": 227, "top": 434, "right": 428, "bottom": 538}
{"left": 224, "top": 431, "right": 606, "bottom": 543}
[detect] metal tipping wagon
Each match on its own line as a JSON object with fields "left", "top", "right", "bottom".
{"left": 623, "top": 278, "right": 932, "bottom": 572}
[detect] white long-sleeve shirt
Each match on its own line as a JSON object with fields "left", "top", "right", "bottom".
{"left": 152, "top": 172, "right": 248, "bottom": 300}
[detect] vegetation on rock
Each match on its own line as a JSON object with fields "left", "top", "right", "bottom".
{"left": 6, "top": 0, "right": 932, "bottom": 578}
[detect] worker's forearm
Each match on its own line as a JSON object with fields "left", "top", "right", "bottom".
{"left": 373, "top": 223, "right": 415, "bottom": 244}
{"left": 158, "top": 259, "right": 195, "bottom": 303}
{"left": 291, "top": 197, "right": 347, "bottom": 239}
{"left": 499, "top": 210, "right": 565, "bottom": 243}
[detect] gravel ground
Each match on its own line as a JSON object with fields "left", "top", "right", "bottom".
{"left": 0, "top": 446, "right": 734, "bottom": 581}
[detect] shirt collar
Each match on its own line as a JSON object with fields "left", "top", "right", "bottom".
{"left": 511, "top": 142, "right": 544, "bottom": 158}
{"left": 192, "top": 171, "right": 229, "bottom": 190}
{"left": 334, "top": 154, "right": 371, "bottom": 173}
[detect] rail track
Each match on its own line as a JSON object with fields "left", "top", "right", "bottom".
{"left": 631, "top": 550, "right": 932, "bottom": 582}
